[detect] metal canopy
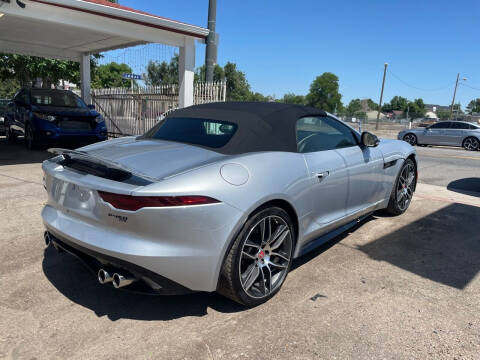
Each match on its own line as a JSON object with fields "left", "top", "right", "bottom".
{"left": 0, "top": 0, "right": 208, "bottom": 61}
{"left": 0, "top": 0, "right": 207, "bottom": 106}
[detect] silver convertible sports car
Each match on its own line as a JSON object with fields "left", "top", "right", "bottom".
{"left": 42, "top": 102, "right": 417, "bottom": 306}
{"left": 398, "top": 121, "right": 480, "bottom": 151}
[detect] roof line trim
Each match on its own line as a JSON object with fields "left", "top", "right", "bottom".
{"left": 29, "top": 0, "right": 209, "bottom": 39}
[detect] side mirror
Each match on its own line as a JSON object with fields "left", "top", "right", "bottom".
{"left": 87, "top": 104, "right": 96, "bottom": 110}
{"left": 361, "top": 131, "right": 380, "bottom": 147}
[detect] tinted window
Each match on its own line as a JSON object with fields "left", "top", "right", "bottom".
{"left": 144, "top": 117, "right": 237, "bottom": 148}
{"left": 468, "top": 123, "right": 479, "bottom": 130}
{"left": 30, "top": 90, "right": 87, "bottom": 108}
{"left": 429, "top": 122, "right": 450, "bottom": 129}
{"left": 296, "top": 116, "right": 357, "bottom": 153}
{"left": 450, "top": 122, "right": 469, "bottom": 129}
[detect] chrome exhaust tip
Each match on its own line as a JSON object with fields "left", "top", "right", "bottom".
{"left": 44, "top": 232, "right": 51, "bottom": 247}
{"left": 98, "top": 269, "right": 113, "bottom": 284}
{"left": 112, "top": 273, "right": 135, "bottom": 288}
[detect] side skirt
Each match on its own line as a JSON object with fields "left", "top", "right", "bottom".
{"left": 297, "top": 212, "right": 372, "bottom": 257}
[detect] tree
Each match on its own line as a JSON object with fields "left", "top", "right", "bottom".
{"left": 223, "top": 62, "right": 251, "bottom": 101}
{"left": 306, "top": 72, "right": 342, "bottom": 113}
{"left": 143, "top": 54, "right": 179, "bottom": 86}
{"left": 406, "top": 98, "right": 426, "bottom": 120}
{"left": 346, "top": 98, "right": 363, "bottom": 116}
{"left": 466, "top": 99, "right": 480, "bottom": 114}
{"left": 195, "top": 64, "right": 225, "bottom": 83}
{"left": 281, "top": 93, "right": 306, "bottom": 105}
{"left": 0, "top": 78, "right": 20, "bottom": 98}
{"left": 436, "top": 109, "right": 449, "bottom": 120}
{"left": 382, "top": 96, "right": 408, "bottom": 112}
{"left": 366, "top": 98, "right": 379, "bottom": 111}
{"left": 0, "top": 53, "right": 98, "bottom": 89}
{"left": 92, "top": 62, "right": 133, "bottom": 88}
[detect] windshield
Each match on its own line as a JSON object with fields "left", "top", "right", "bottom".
{"left": 30, "top": 90, "right": 88, "bottom": 108}
{"left": 144, "top": 117, "right": 238, "bottom": 148}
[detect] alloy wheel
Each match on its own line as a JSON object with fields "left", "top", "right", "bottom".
{"left": 403, "top": 134, "right": 416, "bottom": 146}
{"left": 239, "top": 215, "right": 293, "bottom": 299}
{"left": 464, "top": 137, "right": 479, "bottom": 151}
{"left": 396, "top": 162, "right": 416, "bottom": 211}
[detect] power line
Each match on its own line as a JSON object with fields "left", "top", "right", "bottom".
{"left": 459, "top": 83, "right": 480, "bottom": 91}
{"left": 387, "top": 69, "right": 456, "bottom": 92}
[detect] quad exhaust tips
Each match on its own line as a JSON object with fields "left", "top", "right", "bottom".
{"left": 112, "top": 273, "right": 135, "bottom": 288}
{"left": 97, "top": 269, "right": 113, "bottom": 284}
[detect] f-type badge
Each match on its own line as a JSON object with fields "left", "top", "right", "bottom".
{"left": 108, "top": 213, "right": 128, "bottom": 223}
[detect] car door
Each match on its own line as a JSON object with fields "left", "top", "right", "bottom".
{"left": 423, "top": 122, "right": 449, "bottom": 144}
{"left": 296, "top": 116, "right": 349, "bottom": 229}
{"left": 331, "top": 124, "right": 385, "bottom": 216}
{"left": 446, "top": 122, "right": 469, "bottom": 146}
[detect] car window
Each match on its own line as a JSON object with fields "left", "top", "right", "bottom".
{"left": 429, "top": 122, "right": 450, "bottom": 129}
{"left": 30, "top": 90, "right": 87, "bottom": 108}
{"left": 451, "top": 122, "right": 469, "bottom": 129}
{"left": 468, "top": 123, "right": 479, "bottom": 130}
{"left": 296, "top": 116, "right": 357, "bottom": 153}
{"left": 144, "top": 117, "right": 238, "bottom": 148}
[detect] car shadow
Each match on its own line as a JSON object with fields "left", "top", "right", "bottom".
{"left": 358, "top": 203, "right": 480, "bottom": 290}
{"left": 0, "top": 136, "right": 52, "bottom": 166}
{"left": 42, "top": 247, "right": 245, "bottom": 321}
{"left": 447, "top": 178, "right": 480, "bottom": 197}
{"left": 291, "top": 215, "right": 375, "bottom": 271}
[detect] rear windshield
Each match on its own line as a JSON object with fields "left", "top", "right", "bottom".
{"left": 30, "top": 90, "right": 87, "bottom": 108}
{"left": 144, "top": 117, "right": 238, "bottom": 148}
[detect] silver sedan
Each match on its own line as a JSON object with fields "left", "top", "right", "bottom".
{"left": 42, "top": 102, "right": 417, "bottom": 306}
{"left": 398, "top": 121, "right": 480, "bottom": 150}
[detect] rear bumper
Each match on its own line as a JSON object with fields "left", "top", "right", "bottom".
{"left": 42, "top": 201, "right": 246, "bottom": 292}
{"left": 45, "top": 230, "right": 191, "bottom": 294}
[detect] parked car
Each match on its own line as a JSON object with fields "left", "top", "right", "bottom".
{"left": 42, "top": 102, "right": 417, "bottom": 306}
{"left": 0, "top": 99, "right": 9, "bottom": 135}
{"left": 398, "top": 121, "right": 480, "bottom": 151}
{"left": 5, "top": 88, "right": 107, "bottom": 149}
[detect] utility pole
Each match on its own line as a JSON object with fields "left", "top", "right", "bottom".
{"left": 376, "top": 63, "right": 388, "bottom": 130}
{"left": 449, "top": 73, "right": 460, "bottom": 120}
{"left": 205, "top": 0, "right": 217, "bottom": 82}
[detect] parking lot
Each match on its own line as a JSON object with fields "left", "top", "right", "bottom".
{"left": 0, "top": 137, "right": 479, "bottom": 359}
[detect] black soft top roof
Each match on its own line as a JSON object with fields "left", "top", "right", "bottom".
{"left": 167, "top": 102, "right": 327, "bottom": 154}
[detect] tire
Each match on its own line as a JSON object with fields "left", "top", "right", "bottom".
{"left": 5, "top": 127, "right": 17, "bottom": 142}
{"left": 403, "top": 133, "right": 417, "bottom": 146}
{"left": 384, "top": 159, "right": 416, "bottom": 216}
{"left": 25, "top": 123, "right": 38, "bottom": 150}
{"left": 217, "top": 207, "right": 295, "bottom": 307}
{"left": 462, "top": 137, "right": 479, "bottom": 151}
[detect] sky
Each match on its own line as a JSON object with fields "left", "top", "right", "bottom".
{"left": 120, "top": 0, "right": 480, "bottom": 108}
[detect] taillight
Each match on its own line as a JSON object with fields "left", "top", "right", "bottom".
{"left": 98, "top": 191, "right": 220, "bottom": 211}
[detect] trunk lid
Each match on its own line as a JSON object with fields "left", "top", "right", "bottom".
{"left": 78, "top": 137, "right": 226, "bottom": 180}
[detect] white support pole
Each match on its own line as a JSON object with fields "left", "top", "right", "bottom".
{"left": 80, "top": 54, "right": 91, "bottom": 104}
{"left": 179, "top": 38, "right": 195, "bottom": 108}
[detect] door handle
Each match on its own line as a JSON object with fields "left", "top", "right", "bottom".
{"left": 314, "top": 171, "right": 329, "bottom": 182}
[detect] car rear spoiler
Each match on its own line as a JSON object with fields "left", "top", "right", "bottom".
{"left": 47, "top": 148, "right": 158, "bottom": 183}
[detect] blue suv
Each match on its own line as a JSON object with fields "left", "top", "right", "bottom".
{"left": 5, "top": 88, "right": 107, "bottom": 149}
